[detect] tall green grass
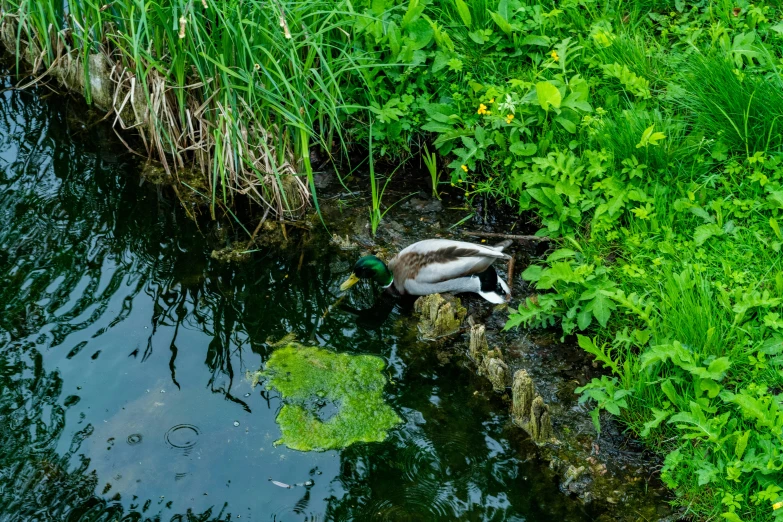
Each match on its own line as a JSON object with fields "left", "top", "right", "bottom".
{"left": 2, "top": 0, "right": 369, "bottom": 220}
{"left": 680, "top": 56, "right": 783, "bottom": 156}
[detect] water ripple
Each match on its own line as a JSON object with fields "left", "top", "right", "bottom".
{"left": 164, "top": 424, "right": 200, "bottom": 456}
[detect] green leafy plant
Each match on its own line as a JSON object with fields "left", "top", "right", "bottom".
{"left": 422, "top": 144, "right": 441, "bottom": 200}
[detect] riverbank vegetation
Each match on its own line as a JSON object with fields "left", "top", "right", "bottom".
{"left": 2, "top": 0, "right": 783, "bottom": 519}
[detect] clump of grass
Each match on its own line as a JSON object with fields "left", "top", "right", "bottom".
{"left": 422, "top": 144, "right": 440, "bottom": 200}
{"left": 2, "top": 0, "right": 363, "bottom": 222}
{"left": 595, "top": 108, "right": 690, "bottom": 172}
{"left": 679, "top": 55, "right": 783, "bottom": 156}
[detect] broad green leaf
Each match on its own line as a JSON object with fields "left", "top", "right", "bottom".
{"left": 461, "top": 136, "right": 477, "bottom": 150}
{"left": 640, "top": 342, "right": 694, "bottom": 369}
{"left": 730, "top": 31, "right": 760, "bottom": 67}
{"left": 636, "top": 124, "right": 666, "bottom": 148}
{"left": 555, "top": 116, "right": 577, "bottom": 133}
{"left": 402, "top": 0, "right": 425, "bottom": 28}
{"left": 468, "top": 31, "right": 486, "bottom": 45}
{"left": 406, "top": 19, "right": 434, "bottom": 49}
{"left": 547, "top": 248, "right": 577, "bottom": 262}
{"left": 589, "top": 407, "right": 601, "bottom": 434}
{"left": 538, "top": 261, "right": 580, "bottom": 289}
{"left": 660, "top": 379, "right": 679, "bottom": 407}
{"left": 509, "top": 142, "right": 537, "bottom": 156}
{"left": 520, "top": 34, "right": 550, "bottom": 47}
{"left": 721, "top": 512, "right": 743, "bottom": 522}
{"left": 700, "top": 379, "right": 721, "bottom": 398}
{"left": 370, "top": 0, "right": 386, "bottom": 15}
{"left": 562, "top": 92, "right": 592, "bottom": 112}
{"left": 577, "top": 308, "right": 592, "bottom": 330}
{"left": 668, "top": 402, "right": 722, "bottom": 442}
{"left": 771, "top": 217, "right": 782, "bottom": 240}
{"left": 521, "top": 264, "right": 544, "bottom": 281}
{"left": 577, "top": 335, "right": 619, "bottom": 374}
{"left": 489, "top": 11, "right": 512, "bottom": 35}
{"left": 693, "top": 223, "right": 725, "bottom": 246}
{"left": 640, "top": 408, "right": 671, "bottom": 437}
{"left": 768, "top": 190, "right": 783, "bottom": 209}
{"left": 388, "top": 22, "right": 401, "bottom": 55}
{"left": 527, "top": 187, "right": 563, "bottom": 215}
{"left": 454, "top": 0, "right": 471, "bottom": 28}
{"left": 421, "top": 121, "right": 453, "bottom": 133}
{"left": 589, "top": 292, "right": 615, "bottom": 327}
{"left": 474, "top": 125, "right": 486, "bottom": 144}
{"left": 634, "top": 329, "right": 651, "bottom": 346}
{"left": 536, "top": 81, "right": 561, "bottom": 111}
{"left": 695, "top": 461, "right": 719, "bottom": 486}
{"left": 577, "top": 334, "right": 596, "bottom": 352}
{"left": 734, "top": 430, "right": 750, "bottom": 460}
{"left": 726, "top": 392, "right": 782, "bottom": 430}
{"left": 706, "top": 357, "right": 731, "bottom": 379}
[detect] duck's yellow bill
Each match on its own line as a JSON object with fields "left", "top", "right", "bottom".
{"left": 340, "top": 273, "right": 360, "bottom": 291}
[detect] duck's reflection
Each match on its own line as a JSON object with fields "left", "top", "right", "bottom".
{"left": 338, "top": 292, "right": 415, "bottom": 330}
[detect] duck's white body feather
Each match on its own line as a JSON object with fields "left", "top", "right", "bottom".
{"left": 386, "top": 239, "right": 511, "bottom": 302}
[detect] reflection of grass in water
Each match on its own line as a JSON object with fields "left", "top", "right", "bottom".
{"left": 255, "top": 343, "right": 401, "bottom": 452}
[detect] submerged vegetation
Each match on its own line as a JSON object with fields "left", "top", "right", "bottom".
{"left": 251, "top": 343, "right": 401, "bottom": 452}
{"left": 3, "top": 0, "right": 783, "bottom": 519}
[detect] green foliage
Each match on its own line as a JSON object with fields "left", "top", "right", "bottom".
{"left": 252, "top": 343, "right": 401, "bottom": 452}
{"left": 493, "top": 3, "right": 783, "bottom": 521}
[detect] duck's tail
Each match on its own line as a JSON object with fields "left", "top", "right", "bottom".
{"left": 493, "top": 239, "right": 513, "bottom": 252}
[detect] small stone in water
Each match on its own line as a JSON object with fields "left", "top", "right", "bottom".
{"left": 244, "top": 393, "right": 251, "bottom": 397}
{"left": 233, "top": 421, "right": 240, "bottom": 427}
{"left": 160, "top": 389, "right": 165, "bottom": 393}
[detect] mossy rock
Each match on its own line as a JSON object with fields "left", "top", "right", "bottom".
{"left": 210, "top": 241, "right": 252, "bottom": 263}
{"left": 252, "top": 343, "right": 401, "bottom": 452}
{"left": 414, "top": 293, "right": 466, "bottom": 340}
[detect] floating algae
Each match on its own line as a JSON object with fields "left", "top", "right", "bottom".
{"left": 252, "top": 343, "right": 401, "bottom": 451}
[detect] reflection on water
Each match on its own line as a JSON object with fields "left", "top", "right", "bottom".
{"left": 0, "top": 70, "right": 599, "bottom": 521}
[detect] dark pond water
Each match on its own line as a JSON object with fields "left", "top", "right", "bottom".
{"left": 0, "top": 73, "right": 600, "bottom": 521}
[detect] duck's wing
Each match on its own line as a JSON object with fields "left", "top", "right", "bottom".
{"left": 388, "top": 239, "right": 511, "bottom": 290}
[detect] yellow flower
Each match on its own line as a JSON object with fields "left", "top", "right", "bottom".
{"left": 550, "top": 50, "right": 559, "bottom": 62}
{"left": 505, "top": 114, "right": 514, "bottom": 124}
{"left": 477, "top": 103, "right": 488, "bottom": 115}
{"left": 774, "top": 501, "right": 783, "bottom": 510}
{"left": 461, "top": 164, "right": 468, "bottom": 172}
{"left": 489, "top": 98, "right": 495, "bottom": 103}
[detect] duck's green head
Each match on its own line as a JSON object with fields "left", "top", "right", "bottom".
{"left": 340, "top": 256, "right": 393, "bottom": 291}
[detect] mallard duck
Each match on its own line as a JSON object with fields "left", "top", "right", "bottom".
{"left": 339, "top": 239, "right": 512, "bottom": 304}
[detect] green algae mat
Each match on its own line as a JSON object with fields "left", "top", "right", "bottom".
{"left": 252, "top": 343, "right": 401, "bottom": 452}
